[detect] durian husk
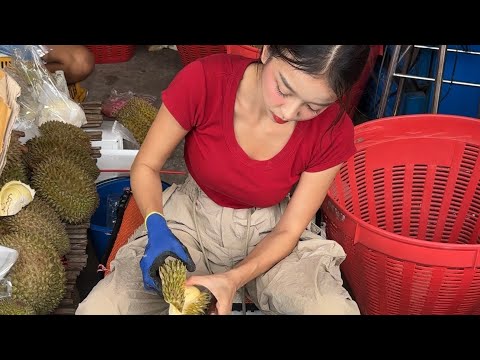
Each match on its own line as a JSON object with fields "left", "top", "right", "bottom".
{"left": 25, "top": 136, "right": 99, "bottom": 181}
{"left": 117, "top": 97, "right": 158, "bottom": 144}
{"left": 0, "top": 197, "right": 70, "bottom": 256}
{"left": 0, "top": 136, "right": 29, "bottom": 187}
{"left": 31, "top": 156, "right": 99, "bottom": 224}
{"left": 159, "top": 259, "right": 212, "bottom": 315}
{"left": 38, "top": 120, "right": 92, "bottom": 153}
{"left": 0, "top": 232, "right": 66, "bottom": 314}
{"left": 0, "top": 298, "right": 36, "bottom": 315}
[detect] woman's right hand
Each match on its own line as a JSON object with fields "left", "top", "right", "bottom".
{"left": 140, "top": 212, "right": 196, "bottom": 295}
{"left": 186, "top": 272, "right": 238, "bottom": 315}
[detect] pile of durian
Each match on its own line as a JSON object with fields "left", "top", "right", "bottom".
{"left": 0, "top": 121, "right": 100, "bottom": 315}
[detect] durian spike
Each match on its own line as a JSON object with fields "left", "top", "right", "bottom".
{"left": 159, "top": 259, "right": 186, "bottom": 313}
{"left": 182, "top": 288, "right": 212, "bottom": 315}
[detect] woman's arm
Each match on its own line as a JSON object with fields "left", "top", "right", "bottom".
{"left": 226, "top": 164, "right": 342, "bottom": 289}
{"left": 130, "top": 104, "right": 188, "bottom": 218}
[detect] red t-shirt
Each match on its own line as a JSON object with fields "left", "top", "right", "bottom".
{"left": 162, "top": 54, "right": 356, "bottom": 209}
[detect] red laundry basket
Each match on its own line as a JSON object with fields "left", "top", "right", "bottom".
{"left": 176, "top": 45, "right": 227, "bottom": 66}
{"left": 322, "top": 114, "right": 480, "bottom": 315}
{"left": 86, "top": 45, "right": 136, "bottom": 64}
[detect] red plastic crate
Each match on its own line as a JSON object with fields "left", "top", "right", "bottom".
{"left": 322, "top": 114, "right": 480, "bottom": 315}
{"left": 176, "top": 45, "right": 226, "bottom": 66}
{"left": 226, "top": 45, "right": 261, "bottom": 59}
{"left": 86, "top": 45, "right": 136, "bottom": 64}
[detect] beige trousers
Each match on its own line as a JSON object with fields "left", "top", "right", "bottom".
{"left": 76, "top": 175, "right": 360, "bottom": 315}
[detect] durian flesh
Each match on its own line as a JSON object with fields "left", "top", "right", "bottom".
{"left": 159, "top": 259, "right": 211, "bottom": 315}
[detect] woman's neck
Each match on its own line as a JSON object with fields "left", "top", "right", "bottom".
{"left": 236, "top": 62, "right": 268, "bottom": 122}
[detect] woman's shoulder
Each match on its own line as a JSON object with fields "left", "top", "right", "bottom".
{"left": 307, "top": 103, "right": 354, "bottom": 137}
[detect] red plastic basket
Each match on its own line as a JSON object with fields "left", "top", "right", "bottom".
{"left": 86, "top": 45, "right": 136, "bottom": 64}
{"left": 176, "top": 45, "right": 226, "bottom": 66}
{"left": 226, "top": 45, "right": 261, "bottom": 59}
{"left": 322, "top": 114, "right": 480, "bottom": 315}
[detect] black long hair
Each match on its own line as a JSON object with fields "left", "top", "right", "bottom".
{"left": 263, "top": 45, "right": 370, "bottom": 127}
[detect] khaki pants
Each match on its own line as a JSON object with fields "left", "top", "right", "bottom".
{"left": 76, "top": 175, "right": 359, "bottom": 315}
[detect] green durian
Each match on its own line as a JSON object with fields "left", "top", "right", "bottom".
{"left": 0, "top": 198, "right": 70, "bottom": 256}
{"left": 0, "top": 136, "right": 29, "bottom": 187}
{"left": 31, "top": 156, "right": 99, "bottom": 224}
{"left": 117, "top": 97, "right": 158, "bottom": 144}
{"left": 0, "top": 232, "right": 66, "bottom": 314}
{"left": 39, "top": 120, "right": 92, "bottom": 153}
{"left": 25, "top": 136, "right": 99, "bottom": 181}
{"left": 0, "top": 298, "right": 36, "bottom": 315}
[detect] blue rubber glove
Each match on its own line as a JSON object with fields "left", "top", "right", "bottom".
{"left": 140, "top": 212, "right": 196, "bottom": 294}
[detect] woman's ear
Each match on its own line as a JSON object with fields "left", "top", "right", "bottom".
{"left": 260, "top": 45, "right": 269, "bottom": 64}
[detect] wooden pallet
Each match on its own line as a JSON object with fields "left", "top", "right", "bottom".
{"left": 52, "top": 223, "right": 90, "bottom": 315}
{"left": 80, "top": 101, "right": 103, "bottom": 129}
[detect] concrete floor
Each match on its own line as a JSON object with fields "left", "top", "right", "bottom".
{"left": 76, "top": 46, "right": 187, "bottom": 301}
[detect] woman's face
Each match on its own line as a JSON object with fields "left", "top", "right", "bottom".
{"left": 260, "top": 48, "right": 338, "bottom": 125}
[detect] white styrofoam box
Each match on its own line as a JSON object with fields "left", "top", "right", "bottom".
{"left": 91, "top": 121, "right": 124, "bottom": 150}
{"left": 96, "top": 149, "right": 138, "bottom": 183}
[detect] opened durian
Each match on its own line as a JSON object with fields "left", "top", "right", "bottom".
{"left": 0, "top": 180, "right": 35, "bottom": 217}
{"left": 31, "top": 156, "right": 99, "bottom": 224}
{"left": 0, "top": 232, "right": 66, "bottom": 314}
{"left": 159, "top": 259, "right": 212, "bottom": 315}
{"left": 0, "top": 298, "right": 35, "bottom": 315}
{"left": 0, "top": 198, "right": 70, "bottom": 256}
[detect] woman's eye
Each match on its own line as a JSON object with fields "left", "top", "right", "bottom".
{"left": 276, "top": 85, "right": 288, "bottom": 98}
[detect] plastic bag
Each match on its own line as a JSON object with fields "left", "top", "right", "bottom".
{"left": 102, "top": 89, "right": 156, "bottom": 118}
{"left": 5, "top": 45, "right": 87, "bottom": 131}
{"left": 0, "top": 245, "right": 17, "bottom": 299}
{"left": 112, "top": 120, "right": 140, "bottom": 148}
{"left": 0, "top": 45, "right": 49, "bottom": 59}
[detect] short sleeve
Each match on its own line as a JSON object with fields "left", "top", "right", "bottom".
{"left": 161, "top": 60, "right": 206, "bottom": 131}
{"left": 305, "top": 114, "right": 356, "bottom": 173}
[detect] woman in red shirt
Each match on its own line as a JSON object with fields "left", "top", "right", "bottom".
{"left": 77, "top": 45, "right": 370, "bottom": 315}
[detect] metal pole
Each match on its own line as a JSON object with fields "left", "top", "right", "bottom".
{"left": 432, "top": 45, "right": 447, "bottom": 114}
{"left": 377, "top": 45, "right": 401, "bottom": 118}
{"left": 393, "top": 46, "right": 413, "bottom": 116}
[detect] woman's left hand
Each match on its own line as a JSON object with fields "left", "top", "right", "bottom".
{"left": 185, "top": 272, "right": 238, "bottom": 315}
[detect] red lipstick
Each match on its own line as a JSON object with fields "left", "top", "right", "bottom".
{"left": 272, "top": 113, "right": 288, "bottom": 124}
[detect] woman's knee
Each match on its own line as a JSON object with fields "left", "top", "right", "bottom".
{"left": 68, "top": 46, "right": 95, "bottom": 82}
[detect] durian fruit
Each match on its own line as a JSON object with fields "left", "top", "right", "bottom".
{"left": 31, "top": 156, "right": 99, "bottom": 224}
{"left": 159, "top": 259, "right": 212, "bottom": 315}
{"left": 0, "top": 298, "right": 35, "bottom": 315}
{"left": 0, "top": 180, "right": 35, "bottom": 216}
{"left": 117, "top": 97, "right": 158, "bottom": 144}
{"left": 0, "top": 198, "right": 70, "bottom": 256}
{"left": 25, "top": 137, "right": 100, "bottom": 181}
{"left": 0, "top": 232, "right": 66, "bottom": 314}
{"left": 0, "top": 135, "right": 29, "bottom": 187}
{"left": 38, "top": 120, "right": 92, "bottom": 153}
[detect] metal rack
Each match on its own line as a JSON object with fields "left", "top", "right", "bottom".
{"left": 377, "top": 45, "right": 480, "bottom": 118}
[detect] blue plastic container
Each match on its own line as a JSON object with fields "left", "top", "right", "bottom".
{"left": 89, "top": 177, "right": 171, "bottom": 261}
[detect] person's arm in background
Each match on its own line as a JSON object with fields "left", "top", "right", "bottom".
{"left": 130, "top": 103, "right": 187, "bottom": 218}
{"left": 132, "top": 104, "right": 196, "bottom": 294}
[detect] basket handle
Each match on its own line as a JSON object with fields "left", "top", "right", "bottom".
{"left": 353, "top": 223, "right": 480, "bottom": 268}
